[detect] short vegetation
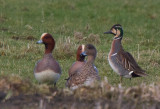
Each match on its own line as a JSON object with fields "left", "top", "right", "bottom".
{"left": 0, "top": 0, "right": 160, "bottom": 108}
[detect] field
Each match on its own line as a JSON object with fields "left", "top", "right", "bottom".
{"left": 0, "top": 0, "right": 160, "bottom": 108}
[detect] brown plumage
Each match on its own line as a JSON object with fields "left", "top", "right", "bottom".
{"left": 116, "top": 50, "right": 146, "bottom": 77}
{"left": 65, "top": 45, "right": 86, "bottom": 86}
{"left": 68, "top": 45, "right": 85, "bottom": 77}
{"left": 104, "top": 24, "right": 147, "bottom": 82}
{"left": 34, "top": 33, "right": 61, "bottom": 85}
{"left": 67, "top": 44, "right": 100, "bottom": 89}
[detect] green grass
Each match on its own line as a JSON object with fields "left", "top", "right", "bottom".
{"left": 0, "top": 0, "right": 160, "bottom": 88}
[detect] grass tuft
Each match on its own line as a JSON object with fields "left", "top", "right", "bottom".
{"left": 74, "top": 31, "right": 84, "bottom": 41}
{"left": 86, "top": 33, "right": 101, "bottom": 44}
{"left": 54, "top": 37, "right": 77, "bottom": 59}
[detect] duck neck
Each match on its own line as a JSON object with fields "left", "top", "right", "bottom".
{"left": 44, "top": 44, "right": 54, "bottom": 54}
{"left": 77, "top": 55, "right": 85, "bottom": 62}
{"left": 86, "top": 56, "right": 95, "bottom": 64}
{"left": 110, "top": 38, "right": 123, "bottom": 54}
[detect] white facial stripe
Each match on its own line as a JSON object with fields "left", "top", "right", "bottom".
{"left": 116, "top": 26, "right": 122, "bottom": 28}
{"left": 129, "top": 71, "right": 134, "bottom": 75}
{"left": 114, "top": 37, "right": 121, "bottom": 40}
{"left": 111, "top": 53, "right": 117, "bottom": 56}
{"left": 41, "top": 33, "right": 48, "bottom": 39}
{"left": 82, "top": 44, "right": 85, "bottom": 52}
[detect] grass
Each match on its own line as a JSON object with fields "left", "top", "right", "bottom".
{"left": 1, "top": 75, "right": 160, "bottom": 109}
{"left": 0, "top": 0, "right": 160, "bottom": 89}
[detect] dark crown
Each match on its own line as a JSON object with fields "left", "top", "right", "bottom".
{"left": 111, "top": 24, "right": 122, "bottom": 29}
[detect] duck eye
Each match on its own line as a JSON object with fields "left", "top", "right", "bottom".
{"left": 44, "top": 36, "right": 50, "bottom": 39}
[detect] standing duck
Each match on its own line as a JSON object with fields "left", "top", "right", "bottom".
{"left": 34, "top": 33, "right": 62, "bottom": 86}
{"left": 67, "top": 44, "right": 100, "bottom": 89}
{"left": 104, "top": 24, "right": 147, "bottom": 82}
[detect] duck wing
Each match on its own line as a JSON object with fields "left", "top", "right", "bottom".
{"left": 67, "top": 64, "right": 100, "bottom": 88}
{"left": 116, "top": 50, "right": 147, "bottom": 77}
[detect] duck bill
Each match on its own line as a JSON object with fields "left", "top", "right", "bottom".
{"left": 80, "top": 51, "right": 87, "bottom": 57}
{"left": 104, "top": 30, "right": 113, "bottom": 34}
{"left": 36, "top": 40, "right": 43, "bottom": 44}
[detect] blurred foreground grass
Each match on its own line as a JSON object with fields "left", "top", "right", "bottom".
{"left": 0, "top": 75, "right": 160, "bottom": 109}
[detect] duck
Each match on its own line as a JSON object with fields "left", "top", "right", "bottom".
{"left": 68, "top": 45, "right": 86, "bottom": 77}
{"left": 65, "top": 45, "right": 86, "bottom": 87}
{"left": 34, "top": 33, "right": 62, "bottom": 86}
{"left": 67, "top": 44, "right": 100, "bottom": 89}
{"left": 104, "top": 24, "right": 147, "bottom": 83}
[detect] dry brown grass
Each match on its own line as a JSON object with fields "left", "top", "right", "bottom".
{"left": 85, "top": 33, "right": 101, "bottom": 44}
{"left": 74, "top": 31, "right": 101, "bottom": 44}
{"left": 11, "top": 36, "right": 36, "bottom": 41}
{"left": 0, "top": 75, "right": 160, "bottom": 109}
{"left": 74, "top": 31, "right": 84, "bottom": 41}
{"left": 0, "top": 74, "right": 34, "bottom": 96}
{"left": 54, "top": 37, "right": 77, "bottom": 59}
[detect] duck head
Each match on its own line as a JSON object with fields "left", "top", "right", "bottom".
{"left": 37, "top": 33, "right": 55, "bottom": 54}
{"left": 81, "top": 44, "right": 97, "bottom": 63}
{"left": 104, "top": 24, "right": 123, "bottom": 39}
{"left": 77, "top": 44, "right": 86, "bottom": 61}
